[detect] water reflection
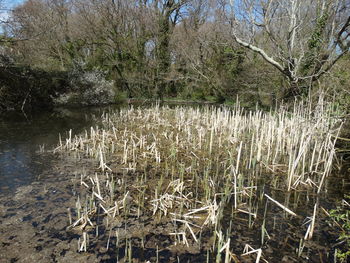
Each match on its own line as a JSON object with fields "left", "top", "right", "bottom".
{"left": 0, "top": 106, "right": 116, "bottom": 194}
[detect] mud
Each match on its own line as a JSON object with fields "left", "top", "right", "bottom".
{"left": 0, "top": 157, "right": 99, "bottom": 263}
{"left": 1, "top": 151, "right": 348, "bottom": 262}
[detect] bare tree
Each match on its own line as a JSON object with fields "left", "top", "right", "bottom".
{"left": 140, "top": 0, "right": 192, "bottom": 98}
{"left": 0, "top": 0, "right": 8, "bottom": 64}
{"left": 0, "top": 0, "right": 6, "bottom": 23}
{"left": 0, "top": 0, "right": 10, "bottom": 34}
{"left": 4, "top": 0, "right": 74, "bottom": 68}
{"left": 227, "top": 0, "right": 350, "bottom": 97}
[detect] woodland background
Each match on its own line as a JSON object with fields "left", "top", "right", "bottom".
{"left": 0, "top": 0, "right": 349, "bottom": 111}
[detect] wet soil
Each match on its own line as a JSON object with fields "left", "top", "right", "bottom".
{"left": 1, "top": 105, "right": 350, "bottom": 263}
{"left": 0, "top": 157, "right": 99, "bottom": 262}
{"left": 1, "top": 152, "right": 349, "bottom": 262}
{"left": 0, "top": 154, "right": 207, "bottom": 262}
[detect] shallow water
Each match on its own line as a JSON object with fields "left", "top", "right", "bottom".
{"left": 0, "top": 107, "right": 110, "bottom": 194}
{"left": 0, "top": 102, "right": 189, "bottom": 194}
{"left": 0, "top": 104, "right": 349, "bottom": 262}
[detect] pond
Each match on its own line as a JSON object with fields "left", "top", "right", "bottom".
{"left": 0, "top": 108, "right": 102, "bottom": 194}
{"left": 0, "top": 106, "right": 117, "bottom": 262}
{"left": 0, "top": 103, "right": 349, "bottom": 263}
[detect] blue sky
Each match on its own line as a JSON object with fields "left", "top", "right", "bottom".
{"left": 1, "top": 0, "right": 23, "bottom": 33}
{"left": 2, "top": 0, "right": 24, "bottom": 10}
{"left": 1, "top": 0, "right": 24, "bottom": 24}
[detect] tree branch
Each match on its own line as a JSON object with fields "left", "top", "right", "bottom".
{"left": 231, "top": 32, "right": 286, "bottom": 75}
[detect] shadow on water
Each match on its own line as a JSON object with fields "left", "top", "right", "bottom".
{"left": 0, "top": 106, "right": 124, "bottom": 194}
{"left": 0, "top": 102, "right": 349, "bottom": 262}
{"left": 0, "top": 101, "right": 206, "bottom": 194}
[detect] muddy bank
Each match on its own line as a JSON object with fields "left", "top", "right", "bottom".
{"left": 0, "top": 157, "right": 99, "bottom": 263}
{"left": 0, "top": 155, "right": 208, "bottom": 262}
{"left": 1, "top": 104, "right": 350, "bottom": 263}
{"left": 1, "top": 152, "right": 348, "bottom": 263}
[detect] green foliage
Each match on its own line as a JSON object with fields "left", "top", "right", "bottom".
{"left": 114, "top": 91, "right": 128, "bottom": 104}
{"left": 0, "top": 66, "right": 69, "bottom": 111}
{"left": 303, "top": 12, "right": 329, "bottom": 72}
{"left": 2, "top": 0, "right": 349, "bottom": 111}
{"left": 329, "top": 196, "right": 350, "bottom": 263}
{"left": 206, "top": 45, "right": 244, "bottom": 79}
{"left": 194, "top": 43, "right": 246, "bottom": 102}
{"left": 321, "top": 55, "right": 350, "bottom": 114}
{"left": 308, "top": 13, "right": 329, "bottom": 50}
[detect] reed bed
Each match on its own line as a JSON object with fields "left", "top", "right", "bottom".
{"left": 56, "top": 101, "right": 342, "bottom": 261}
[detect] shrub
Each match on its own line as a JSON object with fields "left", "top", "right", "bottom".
{"left": 54, "top": 69, "right": 117, "bottom": 106}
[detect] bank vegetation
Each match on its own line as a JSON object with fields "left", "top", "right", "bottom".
{"left": 0, "top": 0, "right": 349, "bottom": 111}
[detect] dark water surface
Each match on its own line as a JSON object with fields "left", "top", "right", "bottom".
{"left": 0, "top": 107, "right": 110, "bottom": 194}
{"left": 1, "top": 103, "right": 349, "bottom": 196}
{"left": 0, "top": 104, "right": 349, "bottom": 262}
{"left": 0, "top": 101, "right": 197, "bottom": 194}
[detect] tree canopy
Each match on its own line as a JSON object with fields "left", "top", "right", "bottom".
{"left": 1, "top": 0, "right": 349, "bottom": 106}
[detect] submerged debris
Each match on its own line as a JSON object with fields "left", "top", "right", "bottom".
{"left": 55, "top": 102, "right": 343, "bottom": 262}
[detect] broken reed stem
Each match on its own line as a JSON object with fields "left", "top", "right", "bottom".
{"left": 304, "top": 201, "right": 318, "bottom": 240}
{"left": 264, "top": 194, "right": 297, "bottom": 217}
{"left": 57, "top": 99, "right": 340, "bottom": 256}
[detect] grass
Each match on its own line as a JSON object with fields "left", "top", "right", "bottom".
{"left": 55, "top": 98, "right": 342, "bottom": 261}
{"left": 329, "top": 196, "right": 350, "bottom": 263}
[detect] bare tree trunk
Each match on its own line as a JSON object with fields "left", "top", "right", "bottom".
{"left": 228, "top": 0, "right": 350, "bottom": 99}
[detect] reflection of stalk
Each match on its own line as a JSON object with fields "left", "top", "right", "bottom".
{"left": 297, "top": 238, "right": 305, "bottom": 257}
{"left": 128, "top": 239, "right": 132, "bottom": 263}
{"left": 58, "top": 101, "right": 340, "bottom": 255}
{"left": 21, "top": 87, "right": 31, "bottom": 120}
{"left": 242, "top": 244, "right": 268, "bottom": 263}
{"left": 67, "top": 208, "right": 72, "bottom": 225}
{"left": 78, "top": 231, "right": 88, "bottom": 252}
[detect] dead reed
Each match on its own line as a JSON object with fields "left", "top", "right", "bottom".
{"left": 56, "top": 99, "right": 342, "bottom": 261}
